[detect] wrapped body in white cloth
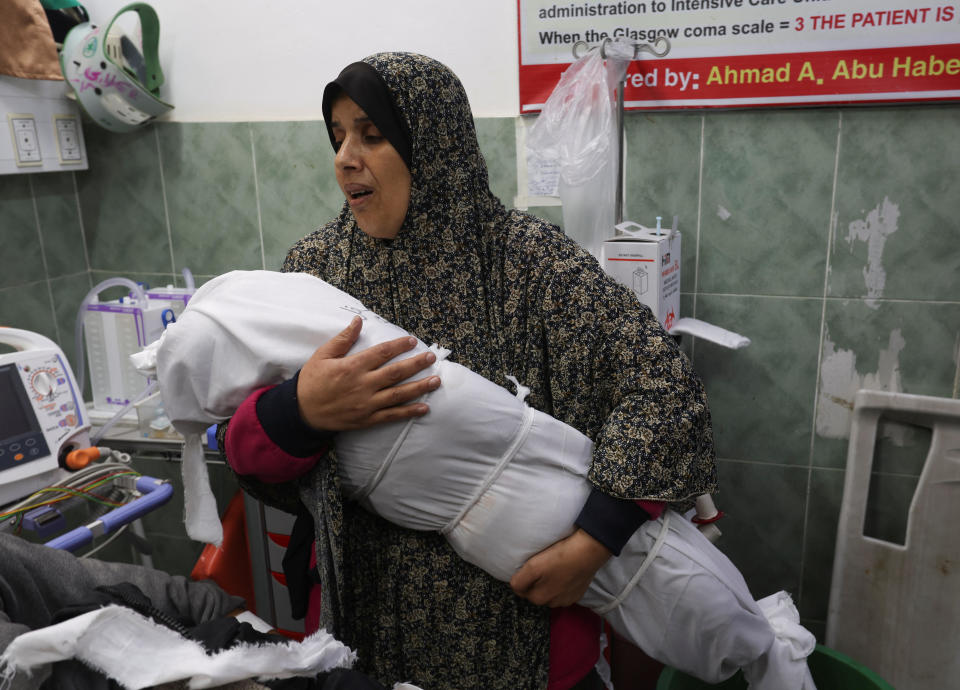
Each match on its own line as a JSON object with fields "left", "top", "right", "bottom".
{"left": 139, "top": 270, "right": 816, "bottom": 689}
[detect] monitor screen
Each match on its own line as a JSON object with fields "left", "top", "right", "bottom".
{"left": 0, "top": 364, "right": 38, "bottom": 441}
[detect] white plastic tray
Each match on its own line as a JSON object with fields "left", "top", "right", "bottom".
{"left": 827, "top": 390, "right": 960, "bottom": 690}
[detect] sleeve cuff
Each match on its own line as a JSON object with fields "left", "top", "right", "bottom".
{"left": 574, "top": 488, "right": 652, "bottom": 556}
{"left": 255, "top": 371, "right": 335, "bottom": 458}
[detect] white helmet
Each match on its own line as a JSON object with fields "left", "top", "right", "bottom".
{"left": 60, "top": 3, "right": 173, "bottom": 133}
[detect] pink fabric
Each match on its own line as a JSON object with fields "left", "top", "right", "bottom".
{"left": 548, "top": 606, "right": 602, "bottom": 689}
{"left": 224, "top": 386, "right": 322, "bottom": 483}
{"left": 637, "top": 500, "right": 665, "bottom": 520}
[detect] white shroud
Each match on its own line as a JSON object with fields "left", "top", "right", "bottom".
{"left": 137, "top": 270, "right": 816, "bottom": 689}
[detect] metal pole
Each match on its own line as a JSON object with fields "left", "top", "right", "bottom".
{"left": 615, "top": 79, "right": 625, "bottom": 227}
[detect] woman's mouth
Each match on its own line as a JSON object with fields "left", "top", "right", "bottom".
{"left": 343, "top": 182, "right": 373, "bottom": 207}
{"left": 346, "top": 185, "right": 374, "bottom": 208}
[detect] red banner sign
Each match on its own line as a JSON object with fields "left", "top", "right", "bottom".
{"left": 518, "top": 1, "right": 960, "bottom": 111}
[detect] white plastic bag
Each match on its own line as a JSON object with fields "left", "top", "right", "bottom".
{"left": 527, "top": 48, "right": 614, "bottom": 187}
{"left": 526, "top": 46, "right": 631, "bottom": 258}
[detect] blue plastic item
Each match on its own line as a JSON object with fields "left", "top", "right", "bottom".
{"left": 206, "top": 424, "right": 218, "bottom": 451}
{"left": 44, "top": 476, "right": 173, "bottom": 552}
{"left": 23, "top": 506, "right": 67, "bottom": 538}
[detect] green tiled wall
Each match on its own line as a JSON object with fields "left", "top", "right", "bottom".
{"left": 616, "top": 103, "right": 960, "bottom": 641}
{"left": 1, "top": 105, "right": 957, "bottom": 640}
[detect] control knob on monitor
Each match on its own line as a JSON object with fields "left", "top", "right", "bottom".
{"left": 31, "top": 369, "right": 57, "bottom": 399}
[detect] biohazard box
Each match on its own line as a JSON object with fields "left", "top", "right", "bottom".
{"left": 601, "top": 223, "right": 681, "bottom": 332}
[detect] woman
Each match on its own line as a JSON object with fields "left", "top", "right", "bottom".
{"left": 223, "top": 52, "right": 716, "bottom": 689}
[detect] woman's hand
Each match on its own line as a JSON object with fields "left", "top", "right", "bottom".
{"left": 509, "top": 528, "right": 612, "bottom": 607}
{"left": 296, "top": 316, "right": 441, "bottom": 431}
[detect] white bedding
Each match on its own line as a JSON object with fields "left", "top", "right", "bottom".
{"left": 138, "top": 270, "right": 815, "bottom": 688}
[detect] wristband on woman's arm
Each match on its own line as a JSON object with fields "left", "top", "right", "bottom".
{"left": 573, "top": 488, "right": 654, "bottom": 556}
{"left": 255, "top": 370, "right": 335, "bottom": 458}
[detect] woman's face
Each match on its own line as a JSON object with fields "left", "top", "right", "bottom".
{"left": 330, "top": 94, "right": 411, "bottom": 239}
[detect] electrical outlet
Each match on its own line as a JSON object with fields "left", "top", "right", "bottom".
{"left": 54, "top": 115, "right": 82, "bottom": 163}
{"left": 8, "top": 114, "right": 42, "bottom": 166}
{"left": 1, "top": 76, "right": 88, "bottom": 175}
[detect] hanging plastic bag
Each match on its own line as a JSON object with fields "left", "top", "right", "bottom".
{"left": 527, "top": 43, "right": 633, "bottom": 258}
{"left": 527, "top": 47, "right": 612, "bottom": 187}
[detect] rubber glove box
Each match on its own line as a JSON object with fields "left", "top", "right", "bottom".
{"left": 601, "top": 221, "right": 681, "bottom": 331}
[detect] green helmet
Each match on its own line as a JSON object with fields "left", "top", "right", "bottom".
{"left": 60, "top": 3, "right": 173, "bottom": 133}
